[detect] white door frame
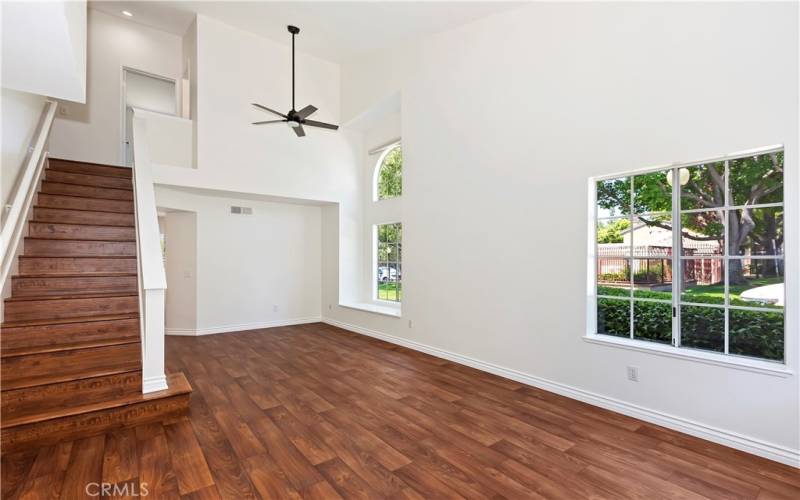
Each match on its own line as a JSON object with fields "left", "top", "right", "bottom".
{"left": 120, "top": 66, "right": 179, "bottom": 165}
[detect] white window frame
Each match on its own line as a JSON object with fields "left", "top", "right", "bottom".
{"left": 585, "top": 144, "right": 792, "bottom": 377}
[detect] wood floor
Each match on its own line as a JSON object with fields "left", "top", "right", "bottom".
{"left": 2, "top": 323, "right": 798, "bottom": 499}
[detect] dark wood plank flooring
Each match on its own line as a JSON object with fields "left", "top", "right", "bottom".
{"left": 3, "top": 323, "right": 798, "bottom": 499}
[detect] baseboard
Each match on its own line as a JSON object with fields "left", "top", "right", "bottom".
{"left": 322, "top": 317, "right": 800, "bottom": 468}
{"left": 142, "top": 375, "right": 168, "bottom": 394}
{"left": 166, "top": 317, "right": 322, "bottom": 336}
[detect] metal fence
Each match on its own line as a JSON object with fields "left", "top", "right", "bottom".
{"left": 598, "top": 245, "right": 723, "bottom": 287}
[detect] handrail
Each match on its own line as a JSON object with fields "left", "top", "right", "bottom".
{"left": 0, "top": 99, "right": 58, "bottom": 291}
{"left": 130, "top": 107, "right": 168, "bottom": 393}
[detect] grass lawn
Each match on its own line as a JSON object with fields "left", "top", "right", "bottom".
{"left": 378, "top": 282, "right": 402, "bottom": 301}
{"left": 599, "top": 277, "right": 783, "bottom": 308}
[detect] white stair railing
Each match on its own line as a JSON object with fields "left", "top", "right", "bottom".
{"left": 1, "top": 100, "right": 58, "bottom": 301}
{"left": 130, "top": 108, "right": 169, "bottom": 393}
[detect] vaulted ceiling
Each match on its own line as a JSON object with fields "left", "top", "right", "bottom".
{"left": 90, "top": 1, "right": 521, "bottom": 63}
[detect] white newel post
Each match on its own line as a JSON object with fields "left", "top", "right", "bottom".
{"left": 131, "top": 110, "right": 169, "bottom": 394}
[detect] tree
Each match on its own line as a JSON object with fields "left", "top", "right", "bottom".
{"left": 596, "top": 152, "right": 783, "bottom": 284}
{"left": 597, "top": 218, "right": 630, "bottom": 243}
{"left": 378, "top": 147, "right": 402, "bottom": 199}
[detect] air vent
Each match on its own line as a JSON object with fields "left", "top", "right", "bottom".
{"left": 230, "top": 206, "right": 253, "bottom": 215}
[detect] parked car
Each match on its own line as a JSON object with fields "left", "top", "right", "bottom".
{"left": 377, "top": 266, "right": 398, "bottom": 282}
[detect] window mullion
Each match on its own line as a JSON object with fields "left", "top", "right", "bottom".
{"left": 672, "top": 167, "right": 681, "bottom": 348}
{"left": 629, "top": 178, "right": 634, "bottom": 339}
{"left": 723, "top": 160, "right": 730, "bottom": 354}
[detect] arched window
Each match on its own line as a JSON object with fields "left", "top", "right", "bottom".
{"left": 375, "top": 145, "right": 402, "bottom": 200}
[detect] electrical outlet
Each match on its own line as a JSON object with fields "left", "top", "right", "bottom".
{"left": 408, "top": 320, "right": 412, "bottom": 328}
{"left": 626, "top": 366, "right": 639, "bottom": 382}
{"left": 328, "top": 304, "right": 332, "bottom": 310}
{"left": 272, "top": 304, "right": 278, "bottom": 312}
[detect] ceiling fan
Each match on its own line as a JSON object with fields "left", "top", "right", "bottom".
{"left": 251, "top": 25, "right": 339, "bottom": 137}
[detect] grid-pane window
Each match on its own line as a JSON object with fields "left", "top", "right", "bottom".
{"left": 377, "top": 223, "right": 402, "bottom": 302}
{"left": 594, "top": 149, "right": 785, "bottom": 362}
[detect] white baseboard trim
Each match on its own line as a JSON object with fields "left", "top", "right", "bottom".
{"left": 322, "top": 317, "right": 800, "bottom": 468}
{"left": 166, "top": 317, "right": 322, "bottom": 337}
{"left": 142, "top": 375, "right": 168, "bottom": 394}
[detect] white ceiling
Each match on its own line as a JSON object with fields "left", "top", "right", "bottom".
{"left": 90, "top": 1, "right": 522, "bottom": 63}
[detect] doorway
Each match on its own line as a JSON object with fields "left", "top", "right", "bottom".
{"left": 121, "top": 67, "right": 177, "bottom": 166}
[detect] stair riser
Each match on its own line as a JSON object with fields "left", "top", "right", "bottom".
{"left": 44, "top": 170, "right": 133, "bottom": 189}
{"left": 19, "top": 257, "right": 137, "bottom": 275}
{"left": 29, "top": 222, "right": 135, "bottom": 241}
{"left": 2, "top": 372, "right": 142, "bottom": 423}
{"left": 38, "top": 194, "right": 133, "bottom": 214}
{"left": 1, "top": 318, "right": 139, "bottom": 352}
{"left": 1, "top": 343, "right": 141, "bottom": 390}
{"left": 40, "top": 182, "right": 133, "bottom": 201}
{"left": 4, "top": 296, "right": 139, "bottom": 323}
{"left": 48, "top": 160, "right": 132, "bottom": 179}
{"left": 33, "top": 207, "right": 135, "bottom": 226}
{"left": 25, "top": 239, "right": 136, "bottom": 257}
{"left": 12, "top": 276, "right": 138, "bottom": 297}
{"left": 1, "top": 393, "right": 189, "bottom": 453}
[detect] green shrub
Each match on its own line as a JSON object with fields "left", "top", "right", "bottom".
{"left": 597, "top": 285, "right": 629, "bottom": 297}
{"left": 597, "top": 298, "right": 630, "bottom": 337}
{"left": 597, "top": 300, "right": 783, "bottom": 362}
{"left": 729, "top": 309, "right": 783, "bottom": 361}
{"left": 680, "top": 306, "right": 724, "bottom": 352}
{"left": 633, "top": 301, "right": 671, "bottom": 344}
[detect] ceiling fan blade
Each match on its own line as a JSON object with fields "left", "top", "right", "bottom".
{"left": 251, "top": 103, "right": 287, "bottom": 118}
{"left": 293, "top": 124, "right": 306, "bottom": 137}
{"left": 296, "top": 105, "right": 318, "bottom": 118}
{"left": 304, "top": 119, "right": 339, "bottom": 130}
{"left": 252, "top": 120, "right": 287, "bottom": 125}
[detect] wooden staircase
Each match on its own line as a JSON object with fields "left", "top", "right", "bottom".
{"left": 1, "top": 158, "right": 191, "bottom": 453}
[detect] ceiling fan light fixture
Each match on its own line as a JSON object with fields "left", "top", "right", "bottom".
{"left": 250, "top": 25, "right": 339, "bottom": 136}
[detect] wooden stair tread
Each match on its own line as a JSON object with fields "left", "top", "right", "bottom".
{"left": 1, "top": 313, "right": 139, "bottom": 329}
{"left": 42, "top": 181, "right": 133, "bottom": 192}
{"left": 48, "top": 158, "right": 133, "bottom": 176}
{"left": 23, "top": 237, "right": 136, "bottom": 242}
{"left": 42, "top": 185, "right": 133, "bottom": 194}
{"left": 1, "top": 373, "right": 189, "bottom": 429}
{"left": 2, "top": 338, "right": 140, "bottom": 359}
{"left": 20, "top": 255, "right": 137, "bottom": 259}
{"left": 44, "top": 171, "right": 133, "bottom": 189}
{"left": 13, "top": 272, "right": 137, "bottom": 279}
{"left": 2, "top": 367, "right": 141, "bottom": 392}
{"left": 30, "top": 220, "right": 135, "bottom": 228}
{"left": 33, "top": 205, "right": 133, "bottom": 214}
{"left": 5, "top": 292, "right": 138, "bottom": 303}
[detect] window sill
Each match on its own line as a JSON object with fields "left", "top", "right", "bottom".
{"left": 339, "top": 301, "right": 402, "bottom": 318}
{"left": 583, "top": 334, "right": 793, "bottom": 378}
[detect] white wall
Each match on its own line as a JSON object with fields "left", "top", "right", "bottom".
{"left": 150, "top": 15, "right": 364, "bottom": 305}
{"left": 181, "top": 19, "right": 197, "bottom": 167}
{"left": 156, "top": 186, "right": 323, "bottom": 334}
{"left": 1, "top": 0, "right": 87, "bottom": 103}
{"left": 49, "top": 9, "right": 182, "bottom": 166}
{"left": 1, "top": 89, "right": 46, "bottom": 207}
{"left": 328, "top": 1, "right": 800, "bottom": 464}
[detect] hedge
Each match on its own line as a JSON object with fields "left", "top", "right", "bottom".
{"left": 597, "top": 298, "right": 783, "bottom": 361}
